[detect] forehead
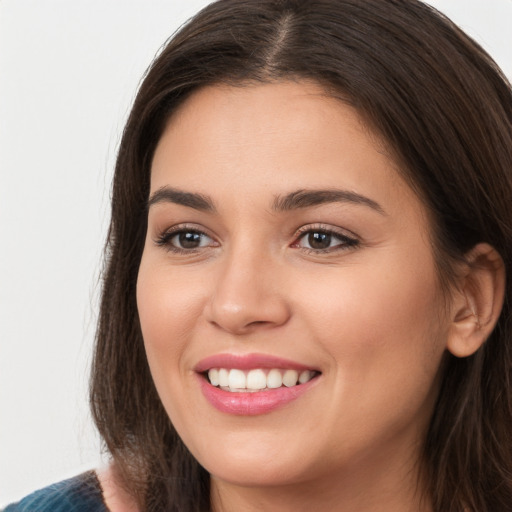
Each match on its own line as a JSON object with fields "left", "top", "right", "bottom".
{"left": 150, "top": 81, "right": 423, "bottom": 221}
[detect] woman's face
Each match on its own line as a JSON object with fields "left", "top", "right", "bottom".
{"left": 137, "top": 81, "right": 450, "bottom": 491}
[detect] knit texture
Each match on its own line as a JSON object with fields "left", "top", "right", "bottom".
{"left": 3, "top": 471, "right": 107, "bottom": 512}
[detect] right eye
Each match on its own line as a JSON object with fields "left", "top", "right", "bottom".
{"left": 156, "top": 228, "right": 217, "bottom": 253}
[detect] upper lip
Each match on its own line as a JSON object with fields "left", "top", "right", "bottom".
{"left": 194, "top": 353, "right": 319, "bottom": 373}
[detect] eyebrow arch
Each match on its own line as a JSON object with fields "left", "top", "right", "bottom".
{"left": 272, "top": 189, "right": 386, "bottom": 215}
{"left": 147, "top": 186, "right": 216, "bottom": 212}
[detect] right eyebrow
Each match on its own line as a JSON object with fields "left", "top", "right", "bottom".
{"left": 147, "top": 186, "right": 216, "bottom": 212}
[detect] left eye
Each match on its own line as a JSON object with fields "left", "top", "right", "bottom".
{"left": 295, "top": 230, "right": 358, "bottom": 251}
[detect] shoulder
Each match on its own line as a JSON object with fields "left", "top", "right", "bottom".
{"left": 3, "top": 471, "right": 107, "bottom": 512}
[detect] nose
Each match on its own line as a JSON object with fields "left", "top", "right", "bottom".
{"left": 204, "top": 248, "right": 291, "bottom": 335}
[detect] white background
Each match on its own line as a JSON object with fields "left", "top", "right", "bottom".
{"left": 0, "top": 0, "right": 511, "bottom": 506}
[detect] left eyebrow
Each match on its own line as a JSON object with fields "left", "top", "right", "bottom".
{"left": 272, "top": 189, "right": 386, "bottom": 215}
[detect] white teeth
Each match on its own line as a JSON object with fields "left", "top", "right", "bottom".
{"left": 228, "top": 369, "right": 246, "bottom": 389}
{"left": 208, "top": 368, "right": 219, "bottom": 386}
{"left": 218, "top": 368, "right": 229, "bottom": 387}
{"left": 246, "top": 369, "right": 267, "bottom": 390}
{"left": 267, "top": 368, "right": 283, "bottom": 388}
{"left": 299, "top": 370, "right": 314, "bottom": 384}
{"left": 206, "top": 367, "right": 317, "bottom": 391}
{"left": 282, "top": 369, "right": 299, "bottom": 387}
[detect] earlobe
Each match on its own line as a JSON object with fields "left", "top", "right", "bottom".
{"left": 446, "top": 243, "right": 506, "bottom": 358}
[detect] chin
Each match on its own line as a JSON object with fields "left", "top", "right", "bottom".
{"left": 205, "top": 454, "right": 309, "bottom": 488}
{"left": 186, "top": 425, "right": 337, "bottom": 490}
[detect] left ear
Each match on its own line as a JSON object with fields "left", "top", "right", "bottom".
{"left": 447, "top": 243, "right": 506, "bottom": 358}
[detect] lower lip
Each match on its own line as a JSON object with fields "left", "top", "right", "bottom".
{"left": 198, "top": 376, "right": 318, "bottom": 415}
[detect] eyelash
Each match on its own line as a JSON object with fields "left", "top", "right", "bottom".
{"left": 292, "top": 224, "right": 360, "bottom": 254}
{"left": 154, "top": 224, "right": 360, "bottom": 255}
{"left": 154, "top": 225, "right": 216, "bottom": 254}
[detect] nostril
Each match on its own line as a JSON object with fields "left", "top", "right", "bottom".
{"left": 247, "top": 320, "right": 271, "bottom": 327}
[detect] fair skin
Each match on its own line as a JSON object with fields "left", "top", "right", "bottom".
{"left": 97, "top": 466, "right": 138, "bottom": 512}
{"left": 100, "top": 81, "right": 505, "bottom": 512}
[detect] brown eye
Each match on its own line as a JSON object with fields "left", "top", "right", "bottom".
{"left": 308, "top": 232, "right": 332, "bottom": 250}
{"left": 295, "top": 228, "right": 359, "bottom": 253}
{"left": 176, "top": 232, "right": 203, "bottom": 249}
{"left": 158, "top": 229, "right": 216, "bottom": 251}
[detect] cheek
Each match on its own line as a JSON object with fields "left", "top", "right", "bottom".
{"left": 136, "top": 256, "right": 211, "bottom": 437}
{"left": 138, "top": 257, "right": 202, "bottom": 330}
{"left": 298, "top": 249, "right": 447, "bottom": 405}
{"left": 136, "top": 256, "right": 205, "bottom": 384}
{"left": 295, "top": 262, "right": 447, "bottom": 460}
{"left": 304, "top": 255, "right": 442, "bottom": 338}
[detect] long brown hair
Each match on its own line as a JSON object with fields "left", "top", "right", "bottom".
{"left": 90, "top": 1, "right": 512, "bottom": 510}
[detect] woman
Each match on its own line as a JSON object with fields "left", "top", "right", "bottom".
{"left": 5, "top": 0, "right": 511, "bottom": 511}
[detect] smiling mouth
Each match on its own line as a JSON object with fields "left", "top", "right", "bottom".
{"left": 206, "top": 368, "right": 320, "bottom": 393}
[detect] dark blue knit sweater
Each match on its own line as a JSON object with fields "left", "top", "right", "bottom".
{"left": 3, "top": 471, "right": 107, "bottom": 512}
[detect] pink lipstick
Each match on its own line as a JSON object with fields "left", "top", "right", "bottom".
{"left": 195, "top": 353, "right": 320, "bottom": 415}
